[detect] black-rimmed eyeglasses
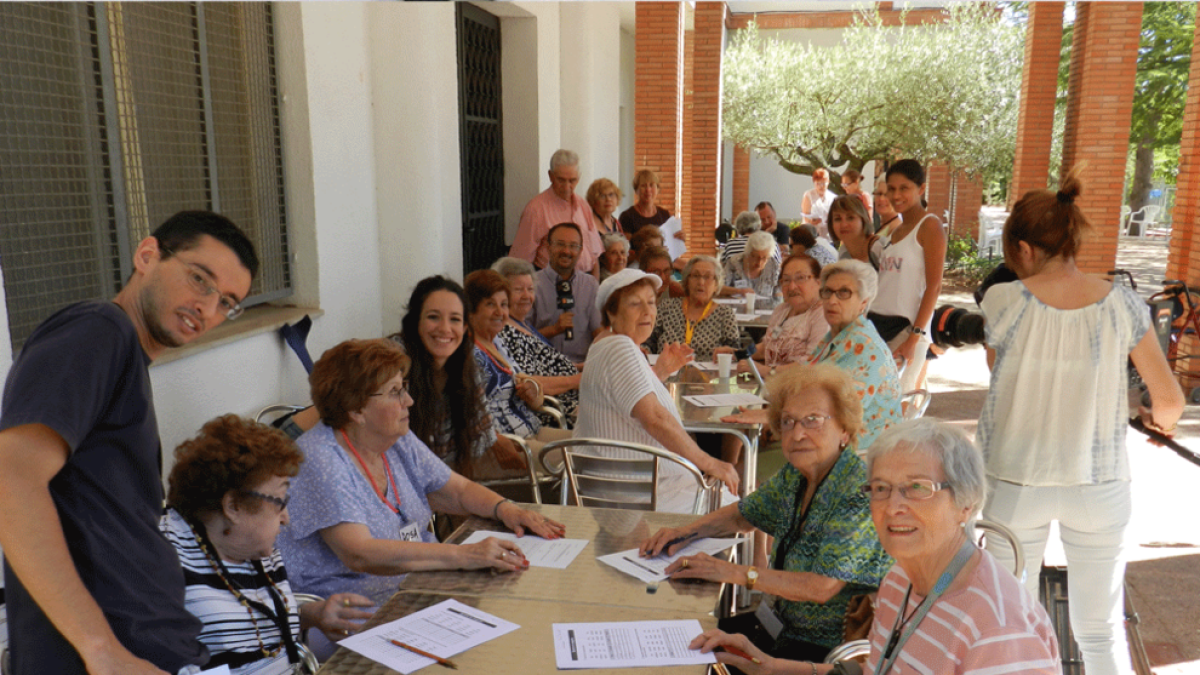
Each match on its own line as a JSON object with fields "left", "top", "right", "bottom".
{"left": 244, "top": 490, "right": 289, "bottom": 512}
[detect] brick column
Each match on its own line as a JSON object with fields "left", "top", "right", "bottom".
{"left": 925, "top": 162, "right": 952, "bottom": 224}
{"left": 732, "top": 145, "right": 751, "bottom": 217}
{"left": 1165, "top": 19, "right": 1200, "bottom": 288}
{"left": 634, "top": 2, "right": 685, "bottom": 214}
{"left": 1060, "top": 2, "right": 1143, "bottom": 274}
{"left": 951, "top": 171, "right": 983, "bottom": 241}
{"left": 1009, "top": 2, "right": 1064, "bottom": 208}
{"left": 683, "top": 1, "right": 726, "bottom": 258}
{"left": 679, "top": 26, "right": 695, "bottom": 238}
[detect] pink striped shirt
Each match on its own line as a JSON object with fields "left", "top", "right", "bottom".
{"left": 864, "top": 550, "right": 1061, "bottom": 675}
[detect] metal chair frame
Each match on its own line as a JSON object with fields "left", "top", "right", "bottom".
{"left": 900, "top": 389, "right": 931, "bottom": 420}
{"left": 538, "top": 438, "right": 720, "bottom": 515}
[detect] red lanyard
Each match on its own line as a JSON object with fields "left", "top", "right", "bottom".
{"left": 340, "top": 430, "right": 402, "bottom": 515}
{"left": 475, "top": 339, "right": 513, "bottom": 375}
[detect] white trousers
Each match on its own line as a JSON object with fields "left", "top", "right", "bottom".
{"left": 982, "top": 479, "right": 1133, "bottom": 675}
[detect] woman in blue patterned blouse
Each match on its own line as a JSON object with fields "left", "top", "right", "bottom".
{"left": 808, "top": 259, "right": 904, "bottom": 451}
{"left": 640, "top": 364, "right": 892, "bottom": 663}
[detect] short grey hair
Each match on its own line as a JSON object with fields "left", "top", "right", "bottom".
{"left": 746, "top": 231, "right": 777, "bottom": 255}
{"left": 491, "top": 256, "right": 536, "bottom": 280}
{"left": 602, "top": 232, "right": 630, "bottom": 254}
{"left": 549, "top": 149, "right": 579, "bottom": 172}
{"left": 733, "top": 210, "right": 762, "bottom": 236}
{"left": 865, "top": 418, "right": 988, "bottom": 530}
{"left": 820, "top": 259, "right": 878, "bottom": 307}
{"left": 682, "top": 255, "right": 723, "bottom": 287}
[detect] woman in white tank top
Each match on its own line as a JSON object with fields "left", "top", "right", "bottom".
{"left": 873, "top": 160, "right": 946, "bottom": 391}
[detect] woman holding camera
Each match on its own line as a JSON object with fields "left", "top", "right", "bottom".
{"left": 979, "top": 171, "right": 1182, "bottom": 675}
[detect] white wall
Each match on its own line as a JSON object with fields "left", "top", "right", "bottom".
{"left": 559, "top": 3, "right": 623, "bottom": 189}
{"left": 368, "top": 3, "right": 463, "bottom": 335}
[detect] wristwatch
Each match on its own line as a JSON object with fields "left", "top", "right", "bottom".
{"left": 908, "top": 325, "right": 927, "bottom": 336}
{"left": 746, "top": 566, "right": 759, "bottom": 590}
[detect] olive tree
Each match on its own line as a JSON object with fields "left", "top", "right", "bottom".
{"left": 723, "top": 3, "right": 1024, "bottom": 191}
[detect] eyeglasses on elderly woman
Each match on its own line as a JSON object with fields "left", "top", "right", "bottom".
{"left": 859, "top": 478, "right": 951, "bottom": 501}
{"left": 243, "top": 489, "right": 290, "bottom": 512}
{"left": 819, "top": 287, "right": 855, "bottom": 300}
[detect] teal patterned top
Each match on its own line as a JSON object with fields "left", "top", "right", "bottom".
{"left": 738, "top": 448, "right": 893, "bottom": 649}
{"left": 808, "top": 314, "right": 903, "bottom": 450}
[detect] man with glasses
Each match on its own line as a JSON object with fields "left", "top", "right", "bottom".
{"left": 509, "top": 149, "right": 602, "bottom": 273}
{"left": 0, "top": 211, "right": 258, "bottom": 675}
{"left": 530, "top": 222, "right": 602, "bottom": 362}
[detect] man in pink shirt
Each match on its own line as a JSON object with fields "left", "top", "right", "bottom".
{"left": 509, "top": 149, "right": 602, "bottom": 272}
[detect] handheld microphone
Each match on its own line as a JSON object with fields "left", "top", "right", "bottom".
{"left": 556, "top": 279, "right": 575, "bottom": 340}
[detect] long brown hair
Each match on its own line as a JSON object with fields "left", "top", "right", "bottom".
{"left": 399, "top": 276, "right": 490, "bottom": 478}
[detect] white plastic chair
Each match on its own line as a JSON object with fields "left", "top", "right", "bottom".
{"left": 1127, "top": 205, "right": 1162, "bottom": 237}
{"left": 538, "top": 438, "right": 720, "bottom": 515}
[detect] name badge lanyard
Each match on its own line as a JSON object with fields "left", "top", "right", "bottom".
{"left": 341, "top": 429, "right": 408, "bottom": 522}
{"left": 874, "top": 538, "right": 977, "bottom": 675}
{"left": 683, "top": 298, "right": 715, "bottom": 346}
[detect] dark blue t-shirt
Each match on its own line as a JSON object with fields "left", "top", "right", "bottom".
{"left": 1, "top": 301, "right": 206, "bottom": 674}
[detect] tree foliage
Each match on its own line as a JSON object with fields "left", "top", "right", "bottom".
{"left": 1127, "top": 1, "right": 1194, "bottom": 211}
{"left": 722, "top": 3, "right": 1024, "bottom": 187}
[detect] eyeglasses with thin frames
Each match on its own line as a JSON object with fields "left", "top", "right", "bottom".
{"left": 780, "top": 414, "right": 833, "bottom": 432}
{"left": 243, "top": 490, "right": 289, "bottom": 512}
{"left": 859, "top": 479, "right": 951, "bottom": 502}
{"left": 550, "top": 240, "right": 582, "bottom": 252}
{"left": 370, "top": 385, "right": 409, "bottom": 401}
{"left": 162, "top": 246, "right": 244, "bottom": 320}
{"left": 779, "top": 275, "right": 815, "bottom": 285}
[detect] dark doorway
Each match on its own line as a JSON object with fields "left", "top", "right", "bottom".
{"left": 456, "top": 4, "right": 505, "bottom": 274}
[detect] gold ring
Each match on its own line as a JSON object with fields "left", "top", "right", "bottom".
{"left": 681, "top": 559, "right": 689, "bottom": 569}
{"left": 343, "top": 629, "right": 351, "bottom": 636}
{"left": 343, "top": 598, "right": 351, "bottom": 607}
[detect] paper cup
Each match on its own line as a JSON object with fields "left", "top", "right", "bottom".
{"left": 744, "top": 291, "right": 757, "bottom": 314}
{"left": 717, "top": 352, "right": 733, "bottom": 379}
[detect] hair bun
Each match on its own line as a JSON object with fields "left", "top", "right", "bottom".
{"left": 1056, "top": 190, "right": 1074, "bottom": 205}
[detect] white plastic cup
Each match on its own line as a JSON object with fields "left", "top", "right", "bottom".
{"left": 744, "top": 291, "right": 757, "bottom": 314}
{"left": 717, "top": 352, "right": 733, "bottom": 379}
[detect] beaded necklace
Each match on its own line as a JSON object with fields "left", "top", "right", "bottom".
{"left": 187, "top": 518, "right": 298, "bottom": 663}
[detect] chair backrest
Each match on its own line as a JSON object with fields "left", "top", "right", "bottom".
{"left": 900, "top": 389, "right": 931, "bottom": 420}
{"left": 256, "top": 404, "right": 308, "bottom": 426}
{"left": 255, "top": 404, "right": 317, "bottom": 441}
{"left": 538, "top": 438, "right": 717, "bottom": 515}
{"left": 975, "top": 519, "right": 1025, "bottom": 578}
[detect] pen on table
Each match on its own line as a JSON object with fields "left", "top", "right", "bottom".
{"left": 389, "top": 639, "right": 458, "bottom": 669}
{"left": 717, "top": 646, "right": 762, "bottom": 664}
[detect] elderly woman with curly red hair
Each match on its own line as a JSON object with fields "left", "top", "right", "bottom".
{"left": 161, "top": 415, "right": 374, "bottom": 673}
{"left": 276, "top": 339, "right": 564, "bottom": 612}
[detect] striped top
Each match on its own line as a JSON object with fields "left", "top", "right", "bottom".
{"left": 161, "top": 509, "right": 301, "bottom": 674}
{"left": 574, "top": 334, "right": 701, "bottom": 513}
{"left": 864, "top": 550, "right": 1060, "bottom": 675}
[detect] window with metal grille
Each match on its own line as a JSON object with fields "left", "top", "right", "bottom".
{"left": 0, "top": 2, "right": 290, "bottom": 352}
